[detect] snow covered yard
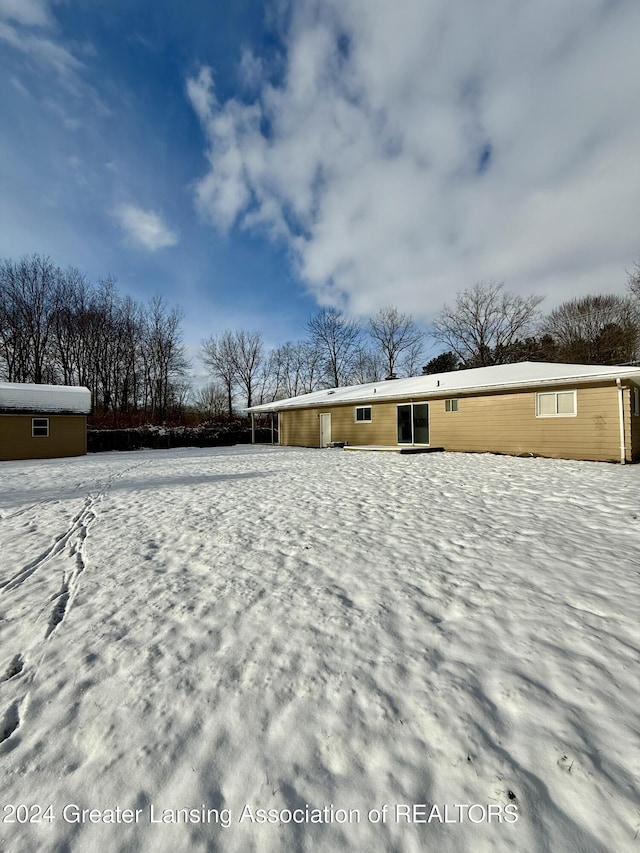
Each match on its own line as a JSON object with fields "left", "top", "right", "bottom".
{"left": 0, "top": 446, "right": 638, "bottom": 853}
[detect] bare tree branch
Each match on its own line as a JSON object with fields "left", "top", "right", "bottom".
{"left": 432, "top": 281, "right": 544, "bottom": 367}
{"left": 368, "top": 306, "right": 425, "bottom": 377}
{"left": 306, "top": 307, "right": 362, "bottom": 387}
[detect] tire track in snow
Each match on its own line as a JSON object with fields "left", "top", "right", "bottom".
{"left": 0, "top": 496, "right": 96, "bottom": 594}
{"left": 44, "top": 499, "right": 96, "bottom": 638}
{"left": 0, "top": 503, "right": 39, "bottom": 523}
{"left": 1, "top": 654, "right": 24, "bottom": 682}
{"left": 0, "top": 458, "right": 148, "bottom": 596}
{"left": 0, "top": 458, "right": 152, "bottom": 748}
{"left": 0, "top": 701, "right": 20, "bottom": 745}
{"left": 0, "top": 495, "right": 100, "bottom": 750}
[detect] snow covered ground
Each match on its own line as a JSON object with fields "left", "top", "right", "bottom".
{"left": 0, "top": 445, "right": 638, "bottom": 853}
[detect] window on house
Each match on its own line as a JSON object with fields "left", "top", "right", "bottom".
{"left": 634, "top": 387, "right": 640, "bottom": 416}
{"left": 32, "top": 417, "right": 49, "bottom": 437}
{"left": 536, "top": 390, "right": 577, "bottom": 417}
{"left": 355, "top": 406, "right": 372, "bottom": 422}
{"left": 445, "top": 399, "right": 458, "bottom": 412}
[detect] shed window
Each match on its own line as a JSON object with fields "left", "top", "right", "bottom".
{"left": 634, "top": 388, "right": 640, "bottom": 416}
{"left": 445, "top": 399, "right": 458, "bottom": 412}
{"left": 32, "top": 417, "right": 49, "bottom": 437}
{"left": 355, "top": 406, "right": 372, "bottom": 422}
{"left": 536, "top": 391, "right": 577, "bottom": 417}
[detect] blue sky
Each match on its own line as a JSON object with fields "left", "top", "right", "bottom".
{"left": 1, "top": 0, "right": 639, "bottom": 380}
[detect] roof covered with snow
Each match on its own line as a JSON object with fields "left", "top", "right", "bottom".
{"left": 247, "top": 361, "right": 640, "bottom": 412}
{"left": 0, "top": 382, "right": 91, "bottom": 414}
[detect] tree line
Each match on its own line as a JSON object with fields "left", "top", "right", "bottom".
{"left": 2, "top": 253, "right": 639, "bottom": 423}
{"left": 0, "top": 255, "right": 189, "bottom": 422}
{"left": 428, "top": 276, "right": 640, "bottom": 372}
{"left": 201, "top": 272, "right": 640, "bottom": 415}
{"left": 198, "top": 305, "right": 426, "bottom": 417}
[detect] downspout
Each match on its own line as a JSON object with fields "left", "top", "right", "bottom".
{"left": 616, "top": 378, "right": 626, "bottom": 464}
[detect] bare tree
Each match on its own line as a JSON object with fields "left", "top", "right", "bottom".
{"left": 200, "top": 329, "right": 264, "bottom": 412}
{"left": 368, "top": 306, "right": 425, "bottom": 378}
{"left": 351, "top": 346, "right": 385, "bottom": 384}
{"left": 432, "top": 281, "right": 544, "bottom": 367}
{"left": 306, "top": 307, "right": 362, "bottom": 387}
{"left": 141, "top": 295, "right": 190, "bottom": 419}
{"left": 398, "top": 338, "right": 427, "bottom": 377}
{"left": 270, "top": 340, "right": 324, "bottom": 398}
{"left": 542, "top": 294, "right": 639, "bottom": 364}
{"left": 168, "top": 378, "right": 193, "bottom": 417}
{"left": 270, "top": 342, "right": 304, "bottom": 399}
{"left": 50, "top": 266, "right": 91, "bottom": 385}
{"left": 193, "top": 382, "right": 228, "bottom": 418}
{"left": 201, "top": 331, "right": 238, "bottom": 416}
{"left": 250, "top": 349, "right": 282, "bottom": 406}
{"left": 231, "top": 329, "right": 264, "bottom": 409}
{"left": 0, "top": 254, "right": 59, "bottom": 382}
{"left": 627, "top": 260, "right": 640, "bottom": 302}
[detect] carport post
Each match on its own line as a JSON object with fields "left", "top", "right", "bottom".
{"left": 251, "top": 412, "right": 255, "bottom": 444}
{"left": 270, "top": 412, "right": 274, "bottom": 445}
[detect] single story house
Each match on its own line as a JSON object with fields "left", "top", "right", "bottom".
{"left": 247, "top": 362, "right": 640, "bottom": 463}
{"left": 0, "top": 382, "right": 91, "bottom": 461}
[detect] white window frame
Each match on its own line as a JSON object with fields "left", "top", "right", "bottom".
{"left": 445, "top": 399, "right": 459, "bottom": 413}
{"left": 355, "top": 405, "right": 372, "bottom": 423}
{"left": 32, "top": 417, "right": 50, "bottom": 437}
{"left": 535, "top": 390, "right": 577, "bottom": 418}
{"left": 633, "top": 387, "right": 640, "bottom": 417}
{"left": 396, "top": 402, "right": 430, "bottom": 445}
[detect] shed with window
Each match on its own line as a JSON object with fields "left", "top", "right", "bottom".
{"left": 0, "top": 383, "right": 91, "bottom": 461}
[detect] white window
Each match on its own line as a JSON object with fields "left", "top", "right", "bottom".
{"left": 397, "top": 403, "right": 429, "bottom": 444}
{"left": 536, "top": 390, "right": 577, "bottom": 417}
{"left": 355, "top": 406, "right": 372, "bottom": 422}
{"left": 32, "top": 417, "right": 49, "bottom": 437}
{"left": 633, "top": 387, "right": 640, "bottom": 416}
{"left": 445, "top": 399, "right": 458, "bottom": 412}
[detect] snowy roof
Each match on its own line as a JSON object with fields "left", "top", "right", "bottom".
{"left": 0, "top": 382, "right": 91, "bottom": 414}
{"left": 247, "top": 362, "right": 640, "bottom": 412}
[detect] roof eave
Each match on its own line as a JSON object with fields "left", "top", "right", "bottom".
{"left": 246, "top": 370, "right": 640, "bottom": 413}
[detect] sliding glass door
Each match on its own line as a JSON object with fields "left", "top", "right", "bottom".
{"left": 397, "top": 403, "right": 429, "bottom": 445}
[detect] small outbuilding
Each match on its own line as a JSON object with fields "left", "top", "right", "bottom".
{"left": 247, "top": 362, "right": 640, "bottom": 463}
{"left": 0, "top": 382, "right": 91, "bottom": 461}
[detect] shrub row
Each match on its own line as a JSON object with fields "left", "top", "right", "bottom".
{"left": 87, "top": 424, "right": 275, "bottom": 453}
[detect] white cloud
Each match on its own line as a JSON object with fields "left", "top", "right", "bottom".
{"left": 10, "top": 75, "right": 31, "bottom": 97}
{"left": 0, "top": 0, "right": 50, "bottom": 27}
{"left": 186, "top": 67, "right": 261, "bottom": 230}
{"left": 113, "top": 203, "right": 179, "bottom": 252}
{"left": 0, "top": 0, "right": 86, "bottom": 86}
{"left": 238, "top": 47, "right": 264, "bottom": 90}
{"left": 187, "top": 0, "right": 640, "bottom": 320}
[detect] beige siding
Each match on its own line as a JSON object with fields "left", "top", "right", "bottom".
{"left": 0, "top": 415, "right": 87, "bottom": 461}
{"left": 281, "top": 403, "right": 399, "bottom": 447}
{"left": 630, "top": 383, "right": 640, "bottom": 462}
{"left": 430, "top": 385, "right": 623, "bottom": 462}
{"left": 280, "top": 382, "right": 629, "bottom": 462}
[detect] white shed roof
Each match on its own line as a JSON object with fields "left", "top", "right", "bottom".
{"left": 0, "top": 382, "right": 91, "bottom": 414}
{"left": 247, "top": 362, "right": 640, "bottom": 412}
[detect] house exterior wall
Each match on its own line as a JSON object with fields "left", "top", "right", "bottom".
{"left": 0, "top": 415, "right": 87, "bottom": 461}
{"left": 279, "top": 382, "right": 630, "bottom": 462}
{"left": 630, "top": 384, "right": 640, "bottom": 463}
